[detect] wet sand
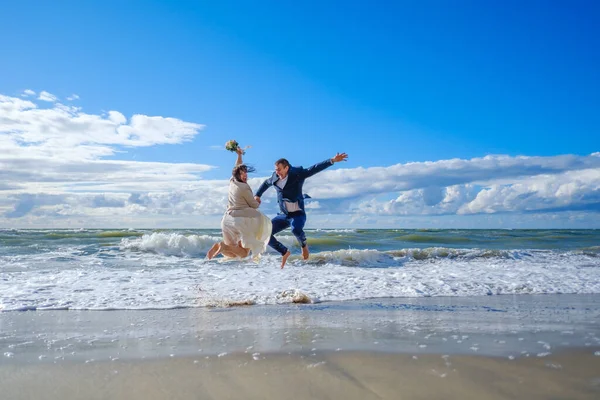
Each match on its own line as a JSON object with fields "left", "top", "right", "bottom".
{"left": 1, "top": 294, "right": 600, "bottom": 399}
{"left": 1, "top": 350, "right": 599, "bottom": 400}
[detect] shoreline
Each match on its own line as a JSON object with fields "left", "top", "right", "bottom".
{"left": 2, "top": 294, "right": 600, "bottom": 399}
{"left": 2, "top": 294, "right": 599, "bottom": 362}
{"left": 3, "top": 290, "right": 599, "bottom": 310}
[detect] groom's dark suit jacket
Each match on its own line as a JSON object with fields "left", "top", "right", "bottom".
{"left": 255, "top": 159, "right": 334, "bottom": 215}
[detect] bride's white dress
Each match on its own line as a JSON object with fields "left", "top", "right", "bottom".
{"left": 221, "top": 178, "right": 272, "bottom": 258}
{"left": 221, "top": 212, "right": 271, "bottom": 256}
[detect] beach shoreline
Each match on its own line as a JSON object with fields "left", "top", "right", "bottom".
{"left": 2, "top": 294, "right": 600, "bottom": 362}
{"left": 2, "top": 294, "right": 600, "bottom": 398}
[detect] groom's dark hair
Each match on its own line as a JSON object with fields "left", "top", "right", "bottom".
{"left": 275, "top": 158, "right": 290, "bottom": 168}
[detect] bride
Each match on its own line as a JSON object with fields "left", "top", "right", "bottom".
{"left": 207, "top": 147, "right": 272, "bottom": 262}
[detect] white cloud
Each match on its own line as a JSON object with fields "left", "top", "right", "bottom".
{"left": 348, "top": 166, "right": 600, "bottom": 218}
{"left": 67, "top": 94, "right": 80, "bottom": 101}
{"left": 0, "top": 93, "right": 205, "bottom": 161}
{"left": 38, "top": 90, "right": 58, "bottom": 102}
{"left": 108, "top": 110, "right": 127, "bottom": 124}
{"left": 305, "top": 201, "right": 321, "bottom": 209}
{"left": 303, "top": 154, "right": 600, "bottom": 200}
{"left": 21, "top": 89, "right": 36, "bottom": 97}
{"left": 1, "top": 90, "right": 599, "bottom": 228}
{"left": 457, "top": 168, "right": 600, "bottom": 215}
{"left": 0, "top": 91, "right": 213, "bottom": 223}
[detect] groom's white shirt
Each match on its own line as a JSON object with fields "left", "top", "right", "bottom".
{"left": 275, "top": 176, "right": 301, "bottom": 212}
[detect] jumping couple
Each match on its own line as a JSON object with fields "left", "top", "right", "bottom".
{"left": 207, "top": 147, "right": 348, "bottom": 268}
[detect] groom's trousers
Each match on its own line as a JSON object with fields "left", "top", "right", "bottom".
{"left": 268, "top": 211, "right": 307, "bottom": 255}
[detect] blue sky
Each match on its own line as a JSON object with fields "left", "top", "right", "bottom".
{"left": 0, "top": 0, "right": 599, "bottom": 228}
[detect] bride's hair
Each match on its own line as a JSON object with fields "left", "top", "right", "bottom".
{"left": 232, "top": 164, "right": 256, "bottom": 182}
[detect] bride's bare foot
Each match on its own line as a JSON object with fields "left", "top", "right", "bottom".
{"left": 207, "top": 242, "right": 221, "bottom": 260}
{"left": 240, "top": 247, "right": 250, "bottom": 258}
{"left": 281, "top": 250, "right": 291, "bottom": 269}
{"left": 301, "top": 244, "right": 309, "bottom": 260}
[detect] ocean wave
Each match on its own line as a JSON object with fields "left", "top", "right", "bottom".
{"left": 307, "top": 249, "right": 394, "bottom": 267}
{"left": 3, "top": 229, "right": 600, "bottom": 311}
{"left": 43, "top": 230, "right": 145, "bottom": 239}
{"left": 120, "top": 232, "right": 220, "bottom": 256}
{"left": 97, "top": 231, "right": 145, "bottom": 238}
{"left": 300, "top": 247, "right": 543, "bottom": 267}
{"left": 387, "top": 247, "right": 534, "bottom": 261}
{"left": 273, "top": 235, "right": 353, "bottom": 248}
{"left": 576, "top": 246, "right": 600, "bottom": 257}
{"left": 2, "top": 246, "right": 599, "bottom": 311}
{"left": 312, "top": 229, "right": 357, "bottom": 233}
{"left": 395, "top": 234, "right": 473, "bottom": 244}
{"left": 272, "top": 235, "right": 298, "bottom": 248}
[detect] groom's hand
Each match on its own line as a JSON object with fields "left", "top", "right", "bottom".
{"left": 331, "top": 152, "right": 348, "bottom": 163}
{"left": 254, "top": 196, "right": 261, "bottom": 204}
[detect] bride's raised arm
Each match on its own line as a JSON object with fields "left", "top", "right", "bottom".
{"left": 235, "top": 147, "right": 244, "bottom": 166}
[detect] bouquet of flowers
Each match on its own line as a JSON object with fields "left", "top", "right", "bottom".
{"left": 225, "top": 140, "right": 249, "bottom": 154}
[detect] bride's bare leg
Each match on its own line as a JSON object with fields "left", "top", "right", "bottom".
{"left": 237, "top": 241, "right": 251, "bottom": 258}
{"left": 207, "top": 242, "right": 221, "bottom": 259}
{"left": 220, "top": 243, "right": 250, "bottom": 258}
{"left": 219, "top": 243, "right": 238, "bottom": 258}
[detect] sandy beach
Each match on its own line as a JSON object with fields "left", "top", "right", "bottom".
{"left": 2, "top": 349, "right": 600, "bottom": 400}
{"left": 1, "top": 294, "right": 599, "bottom": 399}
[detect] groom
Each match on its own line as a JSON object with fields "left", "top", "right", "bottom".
{"left": 254, "top": 152, "right": 348, "bottom": 267}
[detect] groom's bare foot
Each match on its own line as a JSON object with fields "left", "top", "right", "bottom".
{"left": 281, "top": 250, "right": 291, "bottom": 269}
{"left": 207, "top": 243, "right": 221, "bottom": 260}
{"left": 301, "top": 245, "right": 309, "bottom": 260}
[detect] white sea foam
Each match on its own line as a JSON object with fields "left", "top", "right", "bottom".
{"left": 308, "top": 249, "right": 395, "bottom": 267}
{"left": 1, "top": 245, "right": 599, "bottom": 311}
{"left": 120, "top": 232, "right": 220, "bottom": 256}
{"left": 118, "top": 232, "right": 305, "bottom": 256}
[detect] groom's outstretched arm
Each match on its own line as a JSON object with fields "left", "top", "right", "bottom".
{"left": 302, "top": 152, "right": 348, "bottom": 179}
{"left": 255, "top": 176, "right": 274, "bottom": 199}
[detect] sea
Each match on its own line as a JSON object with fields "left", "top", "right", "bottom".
{"left": 1, "top": 229, "right": 599, "bottom": 312}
